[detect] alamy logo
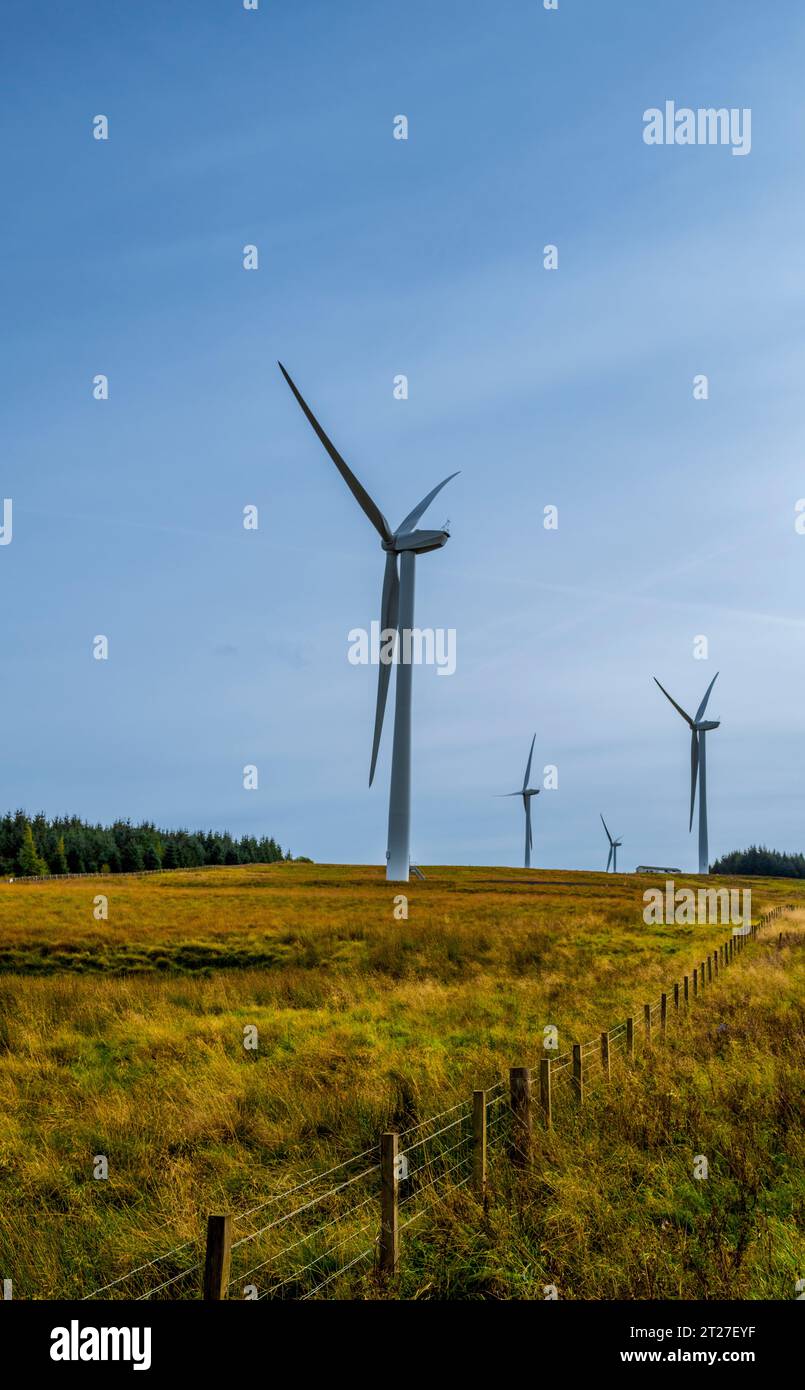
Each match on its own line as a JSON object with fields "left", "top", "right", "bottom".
{"left": 643, "top": 101, "right": 751, "bottom": 156}
{"left": 50, "top": 1321, "right": 151, "bottom": 1371}
{"left": 348, "top": 622, "right": 456, "bottom": 676}
{"left": 643, "top": 880, "right": 751, "bottom": 926}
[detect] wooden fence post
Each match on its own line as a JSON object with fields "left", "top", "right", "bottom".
{"left": 601, "top": 1030, "right": 610, "bottom": 1080}
{"left": 626, "top": 1016, "right": 634, "bottom": 1060}
{"left": 700, "top": 960, "right": 706, "bottom": 991}
{"left": 572, "top": 1044, "right": 584, "bottom": 1105}
{"left": 472, "top": 1090, "right": 487, "bottom": 1203}
{"left": 539, "top": 1057, "right": 552, "bottom": 1130}
{"left": 684, "top": 975, "right": 689, "bottom": 1004}
{"left": 509, "top": 1067, "right": 532, "bottom": 1166}
{"left": 643, "top": 1003, "right": 652, "bottom": 1044}
{"left": 693, "top": 967, "right": 698, "bottom": 998}
{"left": 380, "top": 1132, "right": 399, "bottom": 1276}
{"left": 674, "top": 981, "right": 680, "bottom": 1011}
{"left": 660, "top": 993, "right": 667, "bottom": 1036}
{"left": 714, "top": 950, "right": 719, "bottom": 978}
{"left": 203, "top": 1214, "right": 232, "bottom": 1300}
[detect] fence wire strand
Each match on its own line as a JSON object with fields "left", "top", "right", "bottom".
{"left": 231, "top": 1196, "right": 376, "bottom": 1287}
{"left": 231, "top": 1164, "right": 380, "bottom": 1250}
{"left": 82, "top": 1240, "right": 198, "bottom": 1299}
{"left": 137, "top": 1262, "right": 202, "bottom": 1301}
{"left": 254, "top": 1219, "right": 377, "bottom": 1300}
{"left": 234, "top": 1145, "right": 379, "bottom": 1224}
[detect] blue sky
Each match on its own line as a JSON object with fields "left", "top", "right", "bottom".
{"left": 3, "top": 0, "right": 805, "bottom": 871}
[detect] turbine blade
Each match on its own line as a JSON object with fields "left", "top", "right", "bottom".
{"left": 396, "top": 472, "right": 459, "bottom": 535}
{"left": 522, "top": 733, "right": 536, "bottom": 791}
{"left": 689, "top": 728, "right": 699, "bottom": 831}
{"left": 653, "top": 677, "right": 694, "bottom": 727}
{"left": 278, "top": 363, "right": 393, "bottom": 542}
{"left": 606, "top": 844, "right": 613, "bottom": 872}
{"left": 694, "top": 670, "right": 719, "bottom": 723}
{"left": 525, "top": 796, "right": 533, "bottom": 851}
{"left": 369, "top": 552, "right": 400, "bottom": 785}
{"left": 600, "top": 812, "right": 613, "bottom": 846}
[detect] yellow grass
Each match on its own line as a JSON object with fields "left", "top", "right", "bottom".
{"left": 0, "top": 865, "right": 801, "bottom": 1299}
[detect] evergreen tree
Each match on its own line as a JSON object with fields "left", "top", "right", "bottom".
{"left": 17, "top": 821, "right": 48, "bottom": 877}
{"left": 121, "top": 838, "right": 145, "bottom": 873}
{"left": 49, "top": 835, "right": 69, "bottom": 875}
{"left": 143, "top": 843, "right": 161, "bottom": 871}
{"left": 162, "top": 841, "right": 179, "bottom": 869}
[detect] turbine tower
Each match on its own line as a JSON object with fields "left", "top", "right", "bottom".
{"left": 279, "top": 363, "right": 458, "bottom": 883}
{"left": 501, "top": 734, "right": 540, "bottom": 869}
{"left": 600, "top": 814, "right": 622, "bottom": 873}
{"left": 654, "top": 672, "right": 720, "bottom": 875}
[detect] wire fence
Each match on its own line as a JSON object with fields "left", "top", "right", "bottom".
{"left": 78, "top": 902, "right": 796, "bottom": 1301}
{"left": 5, "top": 864, "right": 224, "bottom": 885}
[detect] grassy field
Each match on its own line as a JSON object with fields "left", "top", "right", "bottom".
{"left": 0, "top": 864, "right": 802, "bottom": 1299}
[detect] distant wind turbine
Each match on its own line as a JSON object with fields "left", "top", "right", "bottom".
{"left": 654, "top": 672, "right": 720, "bottom": 875}
{"left": 600, "top": 814, "right": 622, "bottom": 873}
{"left": 501, "top": 734, "right": 540, "bottom": 869}
{"left": 279, "top": 363, "right": 458, "bottom": 883}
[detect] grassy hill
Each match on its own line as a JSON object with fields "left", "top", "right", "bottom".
{"left": 0, "top": 864, "right": 801, "bottom": 1299}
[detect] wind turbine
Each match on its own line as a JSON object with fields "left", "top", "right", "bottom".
{"left": 501, "top": 734, "right": 540, "bottom": 869}
{"left": 279, "top": 363, "right": 458, "bottom": 883}
{"left": 654, "top": 672, "right": 720, "bottom": 875}
{"left": 600, "top": 814, "right": 622, "bottom": 873}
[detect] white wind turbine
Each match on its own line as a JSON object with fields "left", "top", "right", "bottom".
{"left": 500, "top": 734, "right": 540, "bottom": 869}
{"left": 280, "top": 363, "right": 458, "bottom": 883}
{"left": 600, "top": 814, "right": 622, "bottom": 873}
{"left": 654, "top": 672, "right": 720, "bottom": 875}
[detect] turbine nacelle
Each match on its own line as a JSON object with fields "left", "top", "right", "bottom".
{"left": 695, "top": 719, "right": 720, "bottom": 732}
{"left": 384, "top": 528, "right": 451, "bottom": 555}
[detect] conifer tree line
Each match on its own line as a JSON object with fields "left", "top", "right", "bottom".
{"left": 710, "top": 845, "right": 805, "bottom": 878}
{"left": 0, "top": 811, "right": 299, "bottom": 877}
